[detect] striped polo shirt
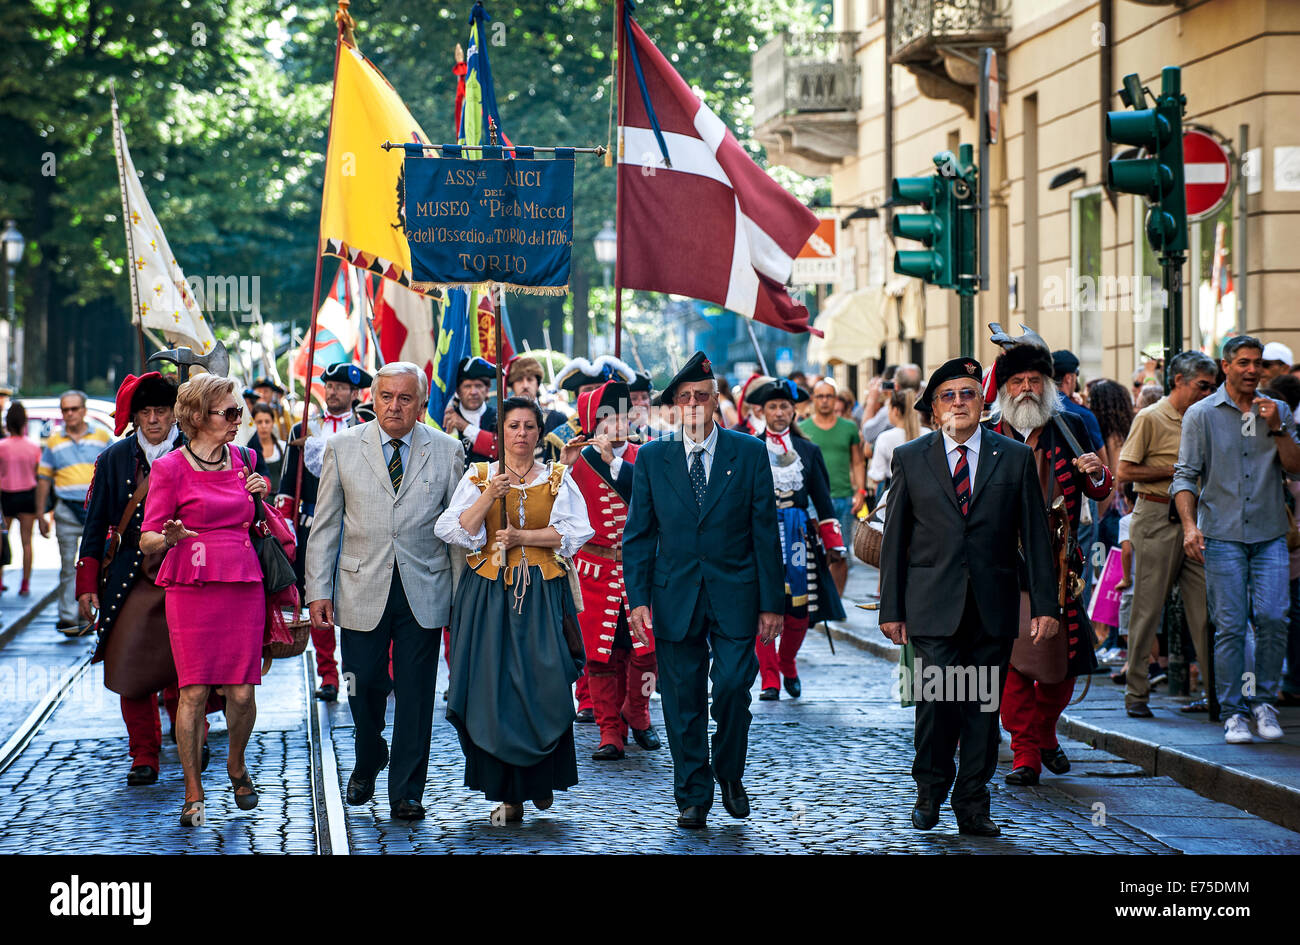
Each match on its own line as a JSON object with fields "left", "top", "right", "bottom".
{"left": 39, "top": 427, "right": 112, "bottom": 503}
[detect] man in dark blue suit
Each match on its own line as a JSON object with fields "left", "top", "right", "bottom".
{"left": 624, "top": 351, "right": 785, "bottom": 829}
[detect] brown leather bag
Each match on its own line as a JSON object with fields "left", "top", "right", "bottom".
{"left": 97, "top": 472, "right": 179, "bottom": 699}
{"left": 1010, "top": 591, "right": 1068, "bottom": 684}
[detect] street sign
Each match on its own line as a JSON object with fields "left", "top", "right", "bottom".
{"left": 792, "top": 214, "right": 839, "bottom": 284}
{"left": 1183, "top": 126, "right": 1233, "bottom": 220}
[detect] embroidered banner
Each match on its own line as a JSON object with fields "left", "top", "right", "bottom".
{"left": 401, "top": 146, "right": 574, "bottom": 296}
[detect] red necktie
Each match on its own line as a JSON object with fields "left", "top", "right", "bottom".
{"left": 766, "top": 430, "right": 789, "bottom": 451}
{"left": 953, "top": 444, "right": 971, "bottom": 516}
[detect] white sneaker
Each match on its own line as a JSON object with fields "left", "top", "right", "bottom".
{"left": 1224, "top": 714, "right": 1254, "bottom": 744}
{"left": 1253, "top": 704, "right": 1284, "bottom": 741}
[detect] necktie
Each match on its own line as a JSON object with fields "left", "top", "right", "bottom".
{"left": 952, "top": 444, "right": 970, "bottom": 516}
{"left": 388, "top": 438, "right": 404, "bottom": 492}
{"left": 689, "top": 446, "right": 707, "bottom": 507}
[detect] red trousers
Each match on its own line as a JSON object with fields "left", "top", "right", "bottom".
{"left": 999, "top": 667, "right": 1075, "bottom": 772}
{"left": 586, "top": 648, "right": 657, "bottom": 748}
{"left": 311, "top": 622, "right": 339, "bottom": 687}
{"left": 120, "top": 687, "right": 219, "bottom": 768}
{"left": 756, "top": 619, "right": 808, "bottom": 690}
{"left": 575, "top": 666, "right": 593, "bottom": 712}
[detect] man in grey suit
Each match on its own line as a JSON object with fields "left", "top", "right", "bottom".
{"left": 306, "top": 362, "right": 464, "bottom": 821}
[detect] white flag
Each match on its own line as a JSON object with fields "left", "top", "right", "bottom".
{"left": 111, "top": 95, "right": 217, "bottom": 354}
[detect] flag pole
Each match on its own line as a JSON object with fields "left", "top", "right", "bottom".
{"left": 294, "top": 0, "right": 352, "bottom": 534}
{"left": 109, "top": 85, "right": 148, "bottom": 373}
{"left": 613, "top": 0, "right": 627, "bottom": 360}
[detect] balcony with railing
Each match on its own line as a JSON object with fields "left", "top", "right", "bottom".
{"left": 891, "top": 0, "right": 1009, "bottom": 114}
{"left": 752, "top": 30, "right": 861, "bottom": 177}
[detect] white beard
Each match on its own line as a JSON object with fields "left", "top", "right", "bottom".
{"left": 998, "top": 381, "right": 1058, "bottom": 432}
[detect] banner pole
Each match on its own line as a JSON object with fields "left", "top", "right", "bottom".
{"left": 613, "top": 0, "right": 627, "bottom": 360}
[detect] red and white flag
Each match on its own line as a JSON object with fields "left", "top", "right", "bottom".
{"left": 373, "top": 279, "right": 437, "bottom": 384}
{"left": 617, "top": 6, "right": 820, "bottom": 334}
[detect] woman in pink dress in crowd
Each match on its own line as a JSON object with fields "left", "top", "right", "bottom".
{"left": 141, "top": 373, "right": 269, "bottom": 827}
{"left": 0, "top": 402, "right": 42, "bottom": 595}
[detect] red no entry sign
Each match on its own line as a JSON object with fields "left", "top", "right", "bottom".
{"left": 1183, "top": 127, "right": 1233, "bottom": 220}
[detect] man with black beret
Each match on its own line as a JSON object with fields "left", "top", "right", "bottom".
{"left": 879, "top": 356, "right": 1059, "bottom": 837}
{"left": 278, "top": 360, "right": 373, "bottom": 701}
{"left": 623, "top": 351, "right": 784, "bottom": 829}
{"left": 744, "top": 378, "right": 846, "bottom": 701}
{"left": 441, "top": 356, "right": 499, "bottom": 468}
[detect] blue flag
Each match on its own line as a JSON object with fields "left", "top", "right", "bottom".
{"left": 427, "top": 289, "right": 474, "bottom": 429}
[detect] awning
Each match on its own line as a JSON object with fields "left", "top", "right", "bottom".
{"left": 807, "top": 287, "right": 887, "bottom": 365}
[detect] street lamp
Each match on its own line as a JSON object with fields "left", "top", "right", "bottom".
{"left": 1, "top": 220, "right": 25, "bottom": 391}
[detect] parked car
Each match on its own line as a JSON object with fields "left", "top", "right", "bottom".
{"left": 16, "top": 397, "right": 118, "bottom": 444}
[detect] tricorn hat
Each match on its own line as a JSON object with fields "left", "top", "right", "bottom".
{"left": 321, "top": 362, "right": 373, "bottom": 389}
{"left": 555, "top": 355, "right": 635, "bottom": 394}
{"left": 456, "top": 356, "right": 496, "bottom": 387}
{"left": 746, "top": 378, "right": 809, "bottom": 406}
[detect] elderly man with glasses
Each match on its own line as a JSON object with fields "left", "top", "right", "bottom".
{"left": 623, "top": 351, "right": 783, "bottom": 830}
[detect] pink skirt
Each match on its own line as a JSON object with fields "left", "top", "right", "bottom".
{"left": 165, "top": 581, "right": 266, "bottom": 687}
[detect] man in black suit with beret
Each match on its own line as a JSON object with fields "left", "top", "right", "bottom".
{"left": 623, "top": 351, "right": 784, "bottom": 829}
{"left": 878, "top": 357, "right": 1059, "bottom": 837}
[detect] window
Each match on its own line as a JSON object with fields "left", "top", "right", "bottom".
{"left": 1190, "top": 196, "right": 1237, "bottom": 356}
{"left": 1070, "top": 187, "right": 1104, "bottom": 382}
{"left": 1133, "top": 197, "right": 1164, "bottom": 371}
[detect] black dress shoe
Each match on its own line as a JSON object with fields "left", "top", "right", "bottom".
{"left": 1126, "top": 703, "right": 1154, "bottom": 718}
{"left": 1004, "top": 765, "right": 1039, "bottom": 786}
{"left": 392, "top": 800, "right": 425, "bottom": 821}
{"left": 591, "top": 743, "right": 625, "bottom": 761}
{"left": 315, "top": 683, "right": 338, "bottom": 702}
{"left": 1041, "top": 746, "right": 1071, "bottom": 775}
{"left": 676, "top": 806, "right": 707, "bottom": 829}
{"left": 911, "top": 801, "right": 940, "bottom": 830}
{"left": 759, "top": 687, "right": 779, "bottom": 701}
{"left": 575, "top": 708, "right": 595, "bottom": 723}
{"left": 200, "top": 743, "right": 210, "bottom": 772}
{"left": 784, "top": 676, "right": 802, "bottom": 698}
{"left": 629, "top": 723, "right": 661, "bottom": 751}
{"left": 717, "top": 779, "right": 750, "bottom": 819}
{"left": 126, "top": 765, "right": 158, "bottom": 786}
{"left": 957, "top": 813, "right": 1001, "bottom": 837}
{"left": 345, "top": 742, "right": 389, "bottom": 805}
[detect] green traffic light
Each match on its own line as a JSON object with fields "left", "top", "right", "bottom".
{"left": 893, "top": 213, "right": 943, "bottom": 245}
{"left": 894, "top": 249, "right": 946, "bottom": 284}
{"left": 1108, "top": 158, "right": 1174, "bottom": 200}
{"left": 892, "top": 176, "right": 938, "bottom": 207}
{"left": 1104, "top": 109, "right": 1171, "bottom": 150}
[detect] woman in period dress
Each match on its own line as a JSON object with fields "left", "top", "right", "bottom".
{"left": 140, "top": 373, "right": 271, "bottom": 827}
{"left": 435, "top": 396, "right": 594, "bottom": 823}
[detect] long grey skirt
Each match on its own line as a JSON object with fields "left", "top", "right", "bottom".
{"left": 446, "top": 564, "right": 580, "bottom": 803}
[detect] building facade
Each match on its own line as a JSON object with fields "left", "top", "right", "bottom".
{"left": 756, "top": 0, "right": 1300, "bottom": 388}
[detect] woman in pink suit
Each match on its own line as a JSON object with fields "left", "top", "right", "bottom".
{"left": 141, "top": 373, "right": 268, "bottom": 827}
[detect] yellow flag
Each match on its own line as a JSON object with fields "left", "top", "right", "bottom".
{"left": 320, "top": 41, "right": 430, "bottom": 287}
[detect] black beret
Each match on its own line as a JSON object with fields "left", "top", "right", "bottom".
{"left": 995, "top": 344, "right": 1054, "bottom": 386}
{"left": 745, "top": 378, "right": 809, "bottom": 406}
{"left": 457, "top": 356, "right": 496, "bottom": 386}
{"left": 654, "top": 350, "right": 715, "bottom": 406}
{"left": 918, "top": 357, "right": 982, "bottom": 412}
{"left": 321, "top": 362, "right": 373, "bottom": 389}
{"left": 1052, "top": 349, "right": 1080, "bottom": 377}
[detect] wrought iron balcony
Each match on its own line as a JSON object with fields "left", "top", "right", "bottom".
{"left": 753, "top": 30, "right": 861, "bottom": 177}
{"left": 891, "top": 0, "right": 1009, "bottom": 114}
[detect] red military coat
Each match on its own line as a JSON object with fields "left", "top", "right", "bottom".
{"left": 570, "top": 441, "right": 654, "bottom": 663}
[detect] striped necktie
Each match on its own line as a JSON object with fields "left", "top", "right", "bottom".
{"left": 387, "top": 438, "right": 404, "bottom": 492}
{"left": 952, "top": 444, "right": 970, "bottom": 516}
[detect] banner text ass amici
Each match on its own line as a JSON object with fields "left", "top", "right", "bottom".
{"left": 402, "top": 146, "right": 575, "bottom": 293}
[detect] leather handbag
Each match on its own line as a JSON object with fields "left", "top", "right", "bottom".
{"left": 1010, "top": 591, "right": 1068, "bottom": 684}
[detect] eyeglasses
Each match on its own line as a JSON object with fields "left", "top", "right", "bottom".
{"left": 673, "top": 390, "right": 714, "bottom": 406}
{"left": 936, "top": 389, "right": 981, "bottom": 404}
{"left": 1193, "top": 380, "right": 1216, "bottom": 392}
{"left": 209, "top": 407, "right": 244, "bottom": 423}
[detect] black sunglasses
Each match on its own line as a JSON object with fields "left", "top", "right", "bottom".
{"left": 208, "top": 407, "right": 244, "bottom": 423}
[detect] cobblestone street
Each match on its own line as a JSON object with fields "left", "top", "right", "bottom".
{"left": 2, "top": 584, "right": 1298, "bottom": 854}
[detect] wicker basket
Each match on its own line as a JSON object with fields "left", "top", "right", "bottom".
{"left": 264, "top": 612, "right": 311, "bottom": 660}
{"left": 853, "top": 519, "right": 884, "bottom": 569}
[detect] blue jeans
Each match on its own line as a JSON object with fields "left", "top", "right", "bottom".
{"left": 831, "top": 496, "right": 854, "bottom": 553}
{"left": 1204, "top": 537, "right": 1289, "bottom": 718}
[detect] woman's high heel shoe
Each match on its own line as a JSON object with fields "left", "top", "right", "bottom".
{"left": 179, "top": 799, "right": 205, "bottom": 827}
{"left": 230, "top": 770, "right": 259, "bottom": 811}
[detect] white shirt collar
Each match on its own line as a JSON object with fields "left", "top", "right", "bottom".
{"left": 612, "top": 442, "right": 628, "bottom": 459}
{"left": 941, "top": 424, "right": 981, "bottom": 457}
{"left": 460, "top": 402, "right": 487, "bottom": 425}
{"left": 137, "top": 425, "right": 179, "bottom": 465}
{"left": 683, "top": 423, "right": 719, "bottom": 457}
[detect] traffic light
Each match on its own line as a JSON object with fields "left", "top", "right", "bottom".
{"left": 1105, "top": 66, "right": 1187, "bottom": 254}
{"left": 892, "top": 152, "right": 958, "bottom": 289}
